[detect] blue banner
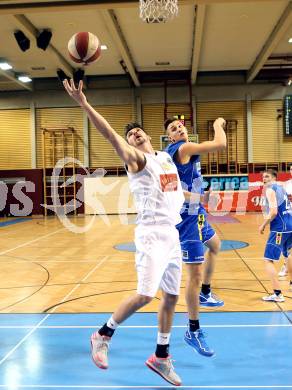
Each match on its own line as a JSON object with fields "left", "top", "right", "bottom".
{"left": 203, "top": 175, "right": 249, "bottom": 191}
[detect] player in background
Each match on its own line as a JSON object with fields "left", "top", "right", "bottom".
{"left": 259, "top": 169, "right": 292, "bottom": 301}
{"left": 278, "top": 164, "right": 292, "bottom": 277}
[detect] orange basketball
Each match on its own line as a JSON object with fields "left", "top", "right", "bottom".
{"left": 68, "top": 32, "right": 101, "bottom": 65}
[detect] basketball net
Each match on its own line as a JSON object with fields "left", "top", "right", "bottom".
{"left": 139, "top": 0, "right": 178, "bottom": 23}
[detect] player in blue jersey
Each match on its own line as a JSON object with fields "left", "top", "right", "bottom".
{"left": 259, "top": 169, "right": 292, "bottom": 301}
{"left": 165, "top": 117, "right": 226, "bottom": 357}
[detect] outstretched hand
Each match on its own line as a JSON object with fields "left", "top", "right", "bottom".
{"left": 214, "top": 117, "right": 226, "bottom": 128}
{"left": 63, "top": 79, "right": 87, "bottom": 107}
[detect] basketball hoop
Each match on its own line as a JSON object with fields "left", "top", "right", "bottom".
{"left": 139, "top": 0, "right": 178, "bottom": 23}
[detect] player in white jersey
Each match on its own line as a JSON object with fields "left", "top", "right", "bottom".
{"left": 63, "top": 79, "right": 185, "bottom": 386}
{"left": 278, "top": 164, "right": 292, "bottom": 277}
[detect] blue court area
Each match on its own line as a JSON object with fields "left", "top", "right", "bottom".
{"left": 0, "top": 311, "right": 291, "bottom": 389}
{"left": 114, "top": 239, "right": 249, "bottom": 253}
{"left": 0, "top": 217, "right": 32, "bottom": 228}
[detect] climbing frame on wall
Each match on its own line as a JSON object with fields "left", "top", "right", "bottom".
{"left": 207, "top": 120, "right": 238, "bottom": 174}
{"left": 42, "top": 127, "right": 77, "bottom": 216}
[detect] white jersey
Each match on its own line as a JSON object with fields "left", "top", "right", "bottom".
{"left": 127, "top": 151, "right": 184, "bottom": 226}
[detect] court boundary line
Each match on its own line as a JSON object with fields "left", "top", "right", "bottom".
{"left": 0, "top": 385, "right": 291, "bottom": 388}
{"left": 0, "top": 256, "right": 109, "bottom": 366}
{"left": 0, "top": 324, "right": 290, "bottom": 329}
{"left": 213, "top": 225, "right": 292, "bottom": 323}
{"left": 232, "top": 247, "right": 292, "bottom": 325}
{"left": 0, "top": 309, "right": 291, "bottom": 314}
{"left": 0, "top": 257, "right": 268, "bottom": 262}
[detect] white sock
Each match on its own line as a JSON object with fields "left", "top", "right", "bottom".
{"left": 106, "top": 316, "right": 119, "bottom": 330}
{"left": 157, "top": 332, "right": 170, "bottom": 345}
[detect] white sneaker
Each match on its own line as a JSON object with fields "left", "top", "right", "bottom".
{"left": 146, "top": 354, "right": 182, "bottom": 386}
{"left": 278, "top": 265, "right": 288, "bottom": 277}
{"left": 262, "top": 293, "right": 285, "bottom": 302}
{"left": 199, "top": 292, "right": 224, "bottom": 307}
{"left": 90, "top": 331, "right": 111, "bottom": 369}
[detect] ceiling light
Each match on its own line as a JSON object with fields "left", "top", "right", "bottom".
{"left": 101, "top": 45, "right": 108, "bottom": 50}
{"left": 18, "top": 75, "right": 32, "bottom": 83}
{"left": 289, "top": 38, "right": 292, "bottom": 43}
{"left": 0, "top": 61, "right": 12, "bottom": 70}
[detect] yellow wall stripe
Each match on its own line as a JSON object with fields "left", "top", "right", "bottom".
{"left": 89, "top": 105, "right": 135, "bottom": 167}
{"left": 252, "top": 100, "right": 292, "bottom": 163}
{"left": 36, "top": 107, "right": 84, "bottom": 168}
{"left": 0, "top": 109, "right": 31, "bottom": 169}
{"left": 197, "top": 101, "right": 247, "bottom": 165}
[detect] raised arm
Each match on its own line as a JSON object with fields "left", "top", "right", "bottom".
{"left": 63, "top": 79, "right": 144, "bottom": 172}
{"left": 178, "top": 117, "right": 227, "bottom": 160}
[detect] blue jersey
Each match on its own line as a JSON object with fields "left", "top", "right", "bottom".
{"left": 165, "top": 141, "right": 211, "bottom": 263}
{"left": 267, "top": 183, "right": 292, "bottom": 232}
{"left": 198, "top": 202, "right": 207, "bottom": 217}
{"left": 165, "top": 140, "right": 203, "bottom": 215}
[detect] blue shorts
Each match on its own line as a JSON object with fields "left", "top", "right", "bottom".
{"left": 264, "top": 231, "right": 292, "bottom": 261}
{"left": 177, "top": 213, "right": 215, "bottom": 264}
{"left": 201, "top": 220, "right": 216, "bottom": 244}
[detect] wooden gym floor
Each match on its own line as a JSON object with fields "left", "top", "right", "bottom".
{"left": 0, "top": 213, "right": 292, "bottom": 314}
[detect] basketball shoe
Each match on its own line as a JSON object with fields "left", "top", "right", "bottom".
{"left": 262, "top": 293, "right": 285, "bottom": 302}
{"left": 184, "top": 329, "right": 215, "bottom": 357}
{"left": 278, "top": 264, "right": 288, "bottom": 277}
{"left": 146, "top": 354, "right": 182, "bottom": 386}
{"left": 90, "top": 331, "right": 110, "bottom": 369}
{"left": 199, "top": 291, "right": 224, "bottom": 307}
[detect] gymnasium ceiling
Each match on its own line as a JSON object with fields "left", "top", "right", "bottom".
{"left": 0, "top": 0, "right": 291, "bottom": 91}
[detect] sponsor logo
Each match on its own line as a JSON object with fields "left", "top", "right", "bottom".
{"left": 276, "top": 233, "right": 282, "bottom": 245}
{"left": 204, "top": 176, "right": 249, "bottom": 191}
{"left": 160, "top": 174, "right": 178, "bottom": 192}
{"left": 251, "top": 196, "right": 266, "bottom": 207}
{"left": 182, "top": 250, "right": 189, "bottom": 259}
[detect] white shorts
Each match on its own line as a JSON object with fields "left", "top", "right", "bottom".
{"left": 135, "top": 224, "right": 182, "bottom": 297}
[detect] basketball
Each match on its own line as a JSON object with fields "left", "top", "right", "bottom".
{"left": 68, "top": 32, "right": 101, "bottom": 65}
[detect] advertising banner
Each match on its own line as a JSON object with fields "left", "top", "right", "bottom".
{"left": 204, "top": 173, "right": 291, "bottom": 213}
